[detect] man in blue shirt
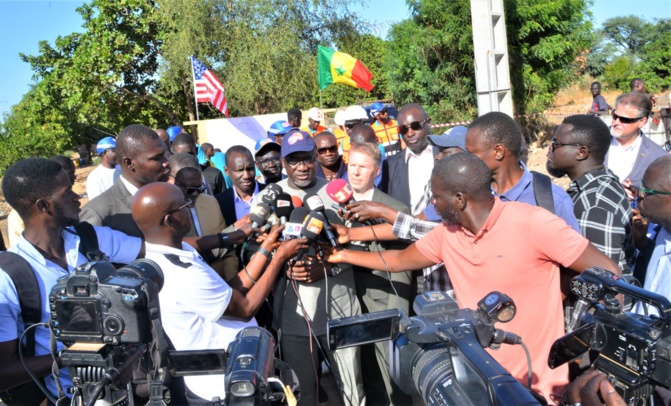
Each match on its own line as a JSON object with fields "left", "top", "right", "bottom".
{"left": 0, "top": 158, "right": 143, "bottom": 401}
{"left": 465, "top": 111, "right": 580, "bottom": 231}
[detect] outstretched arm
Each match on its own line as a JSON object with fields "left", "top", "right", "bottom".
{"left": 325, "top": 243, "right": 436, "bottom": 273}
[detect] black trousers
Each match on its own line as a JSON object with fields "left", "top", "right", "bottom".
{"left": 281, "top": 333, "right": 336, "bottom": 406}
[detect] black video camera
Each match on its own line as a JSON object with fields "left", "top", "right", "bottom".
{"left": 328, "top": 291, "right": 546, "bottom": 405}
{"left": 549, "top": 267, "right": 671, "bottom": 404}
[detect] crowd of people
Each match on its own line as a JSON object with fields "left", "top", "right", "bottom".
{"left": 0, "top": 87, "right": 670, "bottom": 406}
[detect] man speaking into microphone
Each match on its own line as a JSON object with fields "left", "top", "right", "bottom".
{"left": 252, "top": 129, "right": 364, "bottom": 406}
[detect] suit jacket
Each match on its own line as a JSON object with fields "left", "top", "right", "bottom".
{"left": 80, "top": 180, "right": 142, "bottom": 238}
{"left": 215, "top": 182, "right": 267, "bottom": 226}
{"left": 606, "top": 134, "right": 667, "bottom": 186}
{"left": 379, "top": 146, "right": 440, "bottom": 208}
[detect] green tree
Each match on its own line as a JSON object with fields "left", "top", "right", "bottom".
{"left": 599, "top": 16, "right": 669, "bottom": 58}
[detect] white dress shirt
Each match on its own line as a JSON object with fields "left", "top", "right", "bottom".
{"left": 405, "top": 145, "right": 435, "bottom": 215}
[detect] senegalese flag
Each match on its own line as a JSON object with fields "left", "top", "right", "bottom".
{"left": 317, "top": 45, "right": 375, "bottom": 92}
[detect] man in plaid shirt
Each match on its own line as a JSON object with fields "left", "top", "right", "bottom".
{"left": 546, "top": 114, "right": 635, "bottom": 272}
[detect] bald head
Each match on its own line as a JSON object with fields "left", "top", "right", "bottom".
{"left": 314, "top": 131, "right": 336, "bottom": 145}
{"left": 349, "top": 124, "right": 377, "bottom": 144}
{"left": 156, "top": 129, "right": 169, "bottom": 143}
{"left": 132, "top": 183, "right": 186, "bottom": 240}
{"left": 433, "top": 153, "right": 492, "bottom": 201}
{"left": 645, "top": 155, "right": 671, "bottom": 187}
{"left": 399, "top": 103, "right": 428, "bottom": 120}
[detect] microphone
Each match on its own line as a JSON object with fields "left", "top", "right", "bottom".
{"left": 300, "top": 211, "right": 326, "bottom": 241}
{"left": 325, "top": 179, "right": 354, "bottom": 206}
{"left": 291, "top": 195, "right": 304, "bottom": 208}
{"left": 283, "top": 207, "right": 309, "bottom": 240}
{"left": 249, "top": 202, "right": 272, "bottom": 229}
{"left": 262, "top": 183, "right": 283, "bottom": 207}
{"left": 303, "top": 193, "right": 339, "bottom": 248}
{"left": 274, "top": 193, "right": 294, "bottom": 224}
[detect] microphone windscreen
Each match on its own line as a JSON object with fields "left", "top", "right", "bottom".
{"left": 304, "top": 193, "right": 325, "bottom": 212}
{"left": 249, "top": 202, "right": 272, "bottom": 226}
{"left": 274, "top": 193, "right": 294, "bottom": 219}
{"left": 262, "top": 183, "right": 284, "bottom": 206}
{"left": 325, "top": 179, "right": 353, "bottom": 204}
{"left": 301, "top": 211, "right": 326, "bottom": 240}
{"left": 291, "top": 195, "right": 304, "bottom": 208}
{"left": 289, "top": 207, "right": 310, "bottom": 224}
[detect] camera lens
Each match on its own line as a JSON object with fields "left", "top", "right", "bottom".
{"left": 103, "top": 315, "right": 124, "bottom": 336}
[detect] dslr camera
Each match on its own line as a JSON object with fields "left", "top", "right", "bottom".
{"left": 549, "top": 267, "right": 671, "bottom": 404}
{"left": 328, "top": 291, "right": 546, "bottom": 405}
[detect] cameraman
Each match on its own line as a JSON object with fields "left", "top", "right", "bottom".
{"left": 326, "top": 153, "right": 622, "bottom": 403}
{"left": 131, "top": 182, "right": 306, "bottom": 404}
{"left": 0, "top": 158, "right": 144, "bottom": 402}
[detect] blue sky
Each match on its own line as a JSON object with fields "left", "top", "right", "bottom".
{"left": 0, "top": 0, "right": 668, "bottom": 119}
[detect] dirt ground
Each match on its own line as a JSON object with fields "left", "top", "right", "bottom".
{"left": 1, "top": 82, "right": 667, "bottom": 248}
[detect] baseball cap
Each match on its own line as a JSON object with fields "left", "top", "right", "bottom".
{"left": 254, "top": 138, "right": 281, "bottom": 157}
{"left": 344, "top": 105, "right": 368, "bottom": 122}
{"left": 281, "top": 130, "right": 316, "bottom": 158}
{"left": 369, "top": 102, "right": 386, "bottom": 117}
{"left": 96, "top": 137, "right": 116, "bottom": 155}
{"left": 308, "top": 107, "right": 322, "bottom": 121}
{"left": 428, "top": 126, "right": 468, "bottom": 150}
{"left": 268, "top": 120, "right": 292, "bottom": 136}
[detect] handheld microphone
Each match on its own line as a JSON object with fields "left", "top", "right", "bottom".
{"left": 304, "top": 193, "right": 339, "bottom": 248}
{"left": 263, "top": 183, "right": 283, "bottom": 206}
{"left": 325, "top": 179, "right": 354, "bottom": 206}
{"left": 291, "top": 195, "right": 304, "bottom": 208}
{"left": 274, "top": 193, "right": 294, "bottom": 224}
{"left": 283, "top": 207, "right": 309, "bottom": 240}
{"left": 300, "top": 211, "right": 326, "bottom": 241}
{"left": 249, "top": 202, "right": 272, "bottom": 229}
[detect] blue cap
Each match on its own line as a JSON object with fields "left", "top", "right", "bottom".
{"left": 428, "top": 126, "right": 468, "bottom": 150}
{"left": 255, "top": 138, "right": 281, "bottom": 157}
{"left": 96, "top": 137, "right": 116, "bottom": 155}
{"left": 268, "top": 120, "right": 292, "bottom": 136}
{"left": 281, "top": 130, "right": 316, "bottom": 158}
{"left": 369, "top": 102, "right": 386, "bottom": 118}
{"left": 166, "top": 126, "right": 182, "bottom": 142}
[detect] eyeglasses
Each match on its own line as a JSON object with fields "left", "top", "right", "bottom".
{"left": 185, "top": 185, "right": 207, "bottom": 196}
{"left": 612, "top": 112, "right": 644, "bottom": 124}
{"left": 398, "top": 119, "right": 428, "bottom": 135}
{"left": 639, "top": 184, "right": 671, "bottom": 198}
{"left": 285, "top": 157, "right": 315, "bottom": 168}
{"left": 256, "top": 157, "right": 281, "bottom": 166}
{"left": 162, "top": 199, "right": 193, "bottom": 224}
{"left": 550, "top": 138, "right": 584, "bottom": 151}
{"left": 317, "top": 146, "right": 338, "bottom": 155}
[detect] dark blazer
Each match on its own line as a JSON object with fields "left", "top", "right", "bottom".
{"left": 215, "top": 182, "right": 267, "bottom": 226}
{"left": 80, "top": 180, "right": 142, "bottom": 238}
{"left": 379, "top": 146, "right": 440, "bottom": 208}
{"left": 606, "top": 134, "right": 667, "bottom": 186}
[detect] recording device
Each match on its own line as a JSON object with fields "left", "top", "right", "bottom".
{"left": 49, "top": 260, "right": 299, "bottom": 405}
{"left": 291, "top": 195, "right": 303, "bottom": 208}
{"left": 328, "top": 291, "right": 544, "bottom": 405}
{"left": 300, "top": 211, "right": 326, "bottom": 241}
{"left": 274, "top": 193, "right": 294, "bottom": 224}
{"left": 250, "top": 202, "right": 272, "bottom": 229}
{"left": 303, "top": 193, "right": 339, "bottom": 247}
{"left": 548, "top": 267, "right": 671, "bottom": 404}
{"left": 283, "top": 207, "right": 309, "bottom": 240}
{"left": 325, "top": 179, "right": 354, "bottom": 208}
{"left": 262, "top": 184, "right": 283, "bottom": 207}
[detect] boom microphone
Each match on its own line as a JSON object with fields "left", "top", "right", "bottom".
{"left": 325, "top": 179, "right": 354, "bottom": 206}
{"left": 304, "top": 193, "right": 339, "bottom": 248}
{"left": 274, "top": 193, "right": 293, "bottom": 224}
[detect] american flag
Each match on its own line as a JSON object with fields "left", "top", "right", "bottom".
{"left": 191, "top": 56, "right": 229, "bottom": 116}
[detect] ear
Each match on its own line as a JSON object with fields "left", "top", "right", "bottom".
{"left": 224, "top": 166, "right": 230, "bottom": 176}
{"left": 122, "top": 157, "right": 133, "bottom": 170}
{"left": 455, "top": 192, "right": 467, "bottom": 211}
{"left": 493, "top": 144, "right": 506, "bottom": 161}
{"left": 374, "top": 165, "right": 381, "bottom": 178}
{"left": 36, "top": 198, "right": 51, "bottom": 213}
{"left": 638, "top": 116, "right": 648, "bottom": 129}
{"left": 576, "top": 146, "right": 590, "bottom": 161}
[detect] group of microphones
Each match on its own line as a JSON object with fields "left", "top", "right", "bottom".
{"left": 246, "top": 179, "right": 362, "bottom": 252}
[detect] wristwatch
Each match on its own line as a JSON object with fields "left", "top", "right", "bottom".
{"left": 217, "top": 233, "right": 232, "bottom": 249}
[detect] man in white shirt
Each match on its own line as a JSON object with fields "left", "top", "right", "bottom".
{"left": 86, "top": 136, "right": 121, "bottom": 200}
{"left": 131, "top": 182, "right": 305, "bottom": 403}
{"left": 605, "top": 92, "right": 666, "bottom": 187}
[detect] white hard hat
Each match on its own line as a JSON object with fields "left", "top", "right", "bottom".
{"left": 308, "top": 107, "right": 322, "bottom": 121}
{"left": 344, "top": 105, "right": 368, "bottom": 121}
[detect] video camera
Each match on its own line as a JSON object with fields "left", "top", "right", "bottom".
{"left": 549, "top": 267, "right": 671, "bottom": 405}
{"left": 48, "top": 260, "right": 298, "bottom": 406}
{"left": 328, "top": 291, "right": 546, "bottom": 405}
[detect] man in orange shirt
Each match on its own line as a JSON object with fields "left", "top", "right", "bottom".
{"left": 370, "top": 102, "right": 403, "bottom": 156}
{"left": 326, "top": 153, "right": 621, "bottom": 403}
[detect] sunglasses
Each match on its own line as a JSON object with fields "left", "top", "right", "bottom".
{"left": 162, "top": 199, "right": 193, "bottom": 224}
{"left": 345, "top": 120, "right": 367, "bottom": 130}
{"left": 639, "top": 184, "right": 671, "bottom": 198}
{"left": 398, "top": 119, "right": 428, "bottom": 135}
{"left": 612, "top": 112, "right": 644, "bottom": 124}
{"left": 317, "top": 146, "right": 338, "bottom": 155}
{"left": 550, "top": 138, "right": 583, "bottom": 151}
{"left": 185, "top": 184, "right": 207, "bottom": 196}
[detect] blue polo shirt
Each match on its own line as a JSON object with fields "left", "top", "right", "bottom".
{"left": 425, "top": 163, "right": 580, "bottom": 232}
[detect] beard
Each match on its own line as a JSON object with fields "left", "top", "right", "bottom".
{"left": 54, "top": 203, "right": 79, "bottom": 228}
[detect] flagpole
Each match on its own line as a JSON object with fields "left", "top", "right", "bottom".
{"left": 319, "top": 89, "right": 323, "bottom": 109}
{"left": 189, "top": 56, "right": 200, "bottom": 122}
